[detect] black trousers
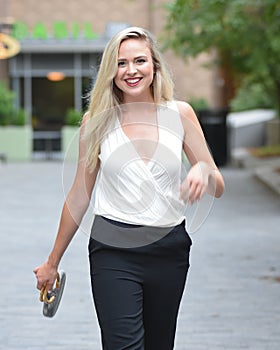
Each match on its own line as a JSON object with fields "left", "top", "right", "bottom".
{"left": 88, "top": 216, "right": 192, "bottom": 350}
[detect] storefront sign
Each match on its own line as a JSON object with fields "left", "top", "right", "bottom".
{"left": 0, "top": 33, "right": 20, "bottom": 59}
{"left": 12, "top": 21, "right": 99, "bottom": 40}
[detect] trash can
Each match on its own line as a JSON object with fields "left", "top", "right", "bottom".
{"left": 197, "top": 108, "right": 229, "bottom": 166}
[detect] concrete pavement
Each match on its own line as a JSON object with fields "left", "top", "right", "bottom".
{"left": 0, "top": 161, "right": 279, "bottom": 350}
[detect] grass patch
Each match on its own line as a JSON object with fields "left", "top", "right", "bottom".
{"left": 249, "top": 144, "right": 280, "bottom": 158}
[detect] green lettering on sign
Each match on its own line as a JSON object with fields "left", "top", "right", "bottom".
{"left": 11, "top": 21, "right": 100, "bottom": 40}
{"left": 33, "top": 23, "right": 48, "bottom": 39}
{"left": 53, "top": 22, "right": 68, "bottom": 39}
{"left": 84, "top": 23, "right": 98, "bottom": 39}
{"left": 72, "top": 22, "right": 80, "bottom": 39}
{"left": 12, "top": 22, "right": 28, "bottom": 40}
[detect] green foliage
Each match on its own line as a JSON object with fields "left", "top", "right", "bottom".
{"left": 65, "top": 108, "right": 82, "bottom": 126}
{"left": 230, "top": 78, "right": 274, "bottom": 112}
{"left": 0, "top": 82, "right": 27, "bottom": 126}
{"left": 10, "top": 108, "right": 27, "bottom": 126}
{"left": 187, "top": 97, "right": 209, "bottom": 112}
{"left": 0, "top": 82, "right": 15, "bottom": 125}
{"left": 164, "top": 0, "right": 280, "bottom": 115}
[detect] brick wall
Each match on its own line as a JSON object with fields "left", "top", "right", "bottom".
{"left": 2, "top": 0, "right": 222, "bottom": 107}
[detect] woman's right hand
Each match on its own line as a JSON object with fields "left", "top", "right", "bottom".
{"left": 33, "top": 261, "right": 58, "bottom": 293}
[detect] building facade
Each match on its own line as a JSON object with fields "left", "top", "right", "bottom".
{"left": 1, "top": 0, "right": 223, "bottom": 133}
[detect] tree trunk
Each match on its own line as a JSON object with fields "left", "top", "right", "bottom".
{"left": 218, "top": 51, "right": 239, "bottom": 108}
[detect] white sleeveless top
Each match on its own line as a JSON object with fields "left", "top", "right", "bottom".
{"left": 93, "top": 101, "right": 186, "bottom": 227}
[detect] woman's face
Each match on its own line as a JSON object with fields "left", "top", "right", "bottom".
{"left": 114, "top": 38, "right": 155, "bottom": 103}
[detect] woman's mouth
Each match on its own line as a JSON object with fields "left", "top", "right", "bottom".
{"left": 125, "top": 78, "right": 142, "bottom": 87}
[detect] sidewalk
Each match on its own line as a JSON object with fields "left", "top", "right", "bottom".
{"left": 231, "top": 147, "right": 280, "bottom": 196}
{"left": 0, "top": 161, "right": 279, "bottom": 350}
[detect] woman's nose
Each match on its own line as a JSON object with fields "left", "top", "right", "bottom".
{"left": 127, "top": 63, "right": 137, "bottom": 75}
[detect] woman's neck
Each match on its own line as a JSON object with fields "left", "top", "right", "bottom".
{"left": 123, "top": 91, "right": 154, "bottom": 105}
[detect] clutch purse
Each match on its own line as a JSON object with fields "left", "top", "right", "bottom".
{"left": 40, "top": 270, "right": 66, "bottom": 318}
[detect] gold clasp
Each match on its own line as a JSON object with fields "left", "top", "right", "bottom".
{"left": 39, "top": 272, "right": 60, "bottom": 304}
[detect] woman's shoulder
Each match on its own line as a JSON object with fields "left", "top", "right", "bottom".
{"left": 162, "top": 99, "right": 199, "bottom": 124}
{"left": 82, "top": 111, "right": 91, "bottom": 123}
{"left": 174, "top": 100, "right": 194, "bottom": 116}
{"left": 173, "top": 100, "right": 202, "bottom": 132}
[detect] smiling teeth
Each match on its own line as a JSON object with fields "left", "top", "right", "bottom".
{"left": 126, "top": 79, "right": 140, "bottom": 83}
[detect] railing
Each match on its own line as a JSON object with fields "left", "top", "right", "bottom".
{"left": 33, "top": 131, "right": 61, "bottom": 160}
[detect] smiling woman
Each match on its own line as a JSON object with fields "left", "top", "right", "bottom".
{"left": 114, "top": 39, "right": 155, "bottom": 103}
{"left": 34, "top": 26, "right": 224, "bottom": 350}
{"left": 84, "top": 27, "right": 174, "bottom": 172}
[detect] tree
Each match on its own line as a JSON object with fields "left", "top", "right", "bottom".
{"left": 164, "top": 0, "right": 280, "bottom": 114}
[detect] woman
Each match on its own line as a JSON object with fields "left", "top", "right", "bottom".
{"left": 34, "top": 27, "right": 224, "bottom": 349}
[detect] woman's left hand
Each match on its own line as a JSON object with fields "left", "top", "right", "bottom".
{"left": 180, "top": 162, "right": 210, "bottom": 204}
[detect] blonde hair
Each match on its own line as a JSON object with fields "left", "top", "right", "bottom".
{"left": 83, "top": 26, "right": 174, "bottom": 172}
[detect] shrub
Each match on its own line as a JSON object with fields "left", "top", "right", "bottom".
{"left": 230, "top": 79, "right": 274, "bottom": 112}
{"left": 0, "top": 82, "right": 27, "bottom": 126}
{"left": 65, "top": 108, "right": 82, "bottom": 126}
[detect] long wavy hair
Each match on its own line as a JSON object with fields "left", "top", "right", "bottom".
{"left": 83, "top": 26, "right": 174, "bottom": 172}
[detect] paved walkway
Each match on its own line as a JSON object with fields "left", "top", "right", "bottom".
{"left": 0, "top": 161, "right": 279, "bottom": 350}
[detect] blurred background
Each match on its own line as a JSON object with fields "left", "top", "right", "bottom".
{"left": 0, "top": 2, "right": 279, "bottom": 349}
{"left": 1, "top": 0, "right": 278, "bottom": 165}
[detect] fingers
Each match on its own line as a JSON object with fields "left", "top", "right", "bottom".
{"left": 180, "top": 162, "right": 210, "bottom": 204}
{"left": 189, "top": 182, "right": 206, "bottom": 204}
{"left": 40, "top": 284, "right": 47, "bottom": 302}
{"left": 33, "top": 264, "right": 57, "bottom": 291}
{"left": 180, "top": 177, "right": 207, "bottom": 204}
{"left": 36, "top": 275, "right": 55, "bottom": 292}
{"left": 33, "top": 267, "right": 43, "bottom": 290}
{"left": 37, "top": 278, "right": 47, "bottom": 291}
{"left": 180, "top": 184, "right": 204, "bottom": 204}
{"left": 34, "top": 269, "right": 45, "bottom": 291}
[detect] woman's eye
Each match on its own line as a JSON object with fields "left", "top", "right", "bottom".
{"left": 136, "top": 58, "right": 146, "bottom": 64}
{"left": 118, "top": 61, "right": 126, "bottom": 67}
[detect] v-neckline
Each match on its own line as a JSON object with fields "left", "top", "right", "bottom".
{"left": 116, "top": 106, "right": 161, "bottom": 167}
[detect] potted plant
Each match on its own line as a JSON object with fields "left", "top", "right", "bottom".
{"left": 0, "top": 82, "right": 32, "bottom": 161}
{"left": 61, "top": 108, "right": 82, "bottom": 162}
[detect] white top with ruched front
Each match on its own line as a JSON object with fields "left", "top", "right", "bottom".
{"left": 93, "top": 101, "right": 186, "bottom": 227}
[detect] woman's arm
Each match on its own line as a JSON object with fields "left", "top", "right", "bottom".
{"left": 33, "top": 114, "right": 100, "bottom": 292}
{"left": 176, "top": 101, "right": 225, "bottom": 204}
